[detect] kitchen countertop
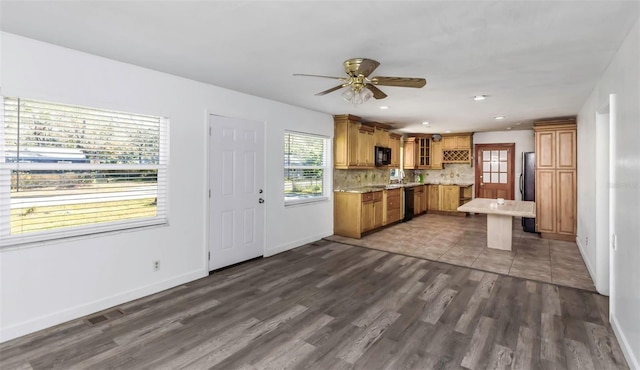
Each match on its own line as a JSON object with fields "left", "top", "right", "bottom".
{"left": 334, "top": 182, "right": 474, "bottom": 193}
{"left": 457, "top": 198, "right": 535, "bottom": 218}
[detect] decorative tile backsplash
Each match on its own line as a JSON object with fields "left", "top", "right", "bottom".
{"left": 409, "top": 164, "right": 475, "bottom": 185}
{"left": 334, "top": 164, "right": 474, "bottom": 189}
{"left": 334, "top": 169, "right": 390, "bottom": 189}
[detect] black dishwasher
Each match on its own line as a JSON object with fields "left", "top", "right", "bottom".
{"left": 403, "top": 187, "right": 414, "bottom": 222}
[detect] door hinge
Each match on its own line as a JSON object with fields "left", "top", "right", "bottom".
{"left": 208, "top": 251, "right": 211, "bottom": 260}
{"left": 209, "top": 127, "right": 212, "bottom": 136}
{"left": 209, "top": 189, "right": 211, "bottom": 198}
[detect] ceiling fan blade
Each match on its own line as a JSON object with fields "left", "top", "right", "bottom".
{"left": 315, "top": 84, "right": 347, "bottom": 96}
{"left": 293, "top": 73, "right": 346, "bottom": 80}
{"left": 370, "top": 76, "right": 427, "bottom": 88}
{"left": 356, "top": 58, "right": 380, "bottom": 77}
{"left": 366, "top": 84, "right": 388, "bottom": 99}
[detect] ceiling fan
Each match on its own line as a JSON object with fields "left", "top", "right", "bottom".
{"left": 294, "top": 58, "right": 426, "bottom": 104}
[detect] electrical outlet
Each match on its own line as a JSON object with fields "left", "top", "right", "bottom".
{"left": 153, "top": 260, "right": 160, "bottom": 271}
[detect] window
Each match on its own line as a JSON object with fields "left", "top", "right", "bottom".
{"left": 0, "top": 97, "right": 169, "bottom": 247}
{"left": 284, "top": 131, "right": 329, "bottom": 205}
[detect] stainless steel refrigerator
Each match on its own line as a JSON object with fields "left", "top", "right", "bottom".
{"left": 520, "top": 152, "right": 536, "bottom": 232}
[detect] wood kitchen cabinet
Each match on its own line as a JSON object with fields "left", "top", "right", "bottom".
{"left": 427, "top": 185, "right": 440, "bottom": 211}
{"left": 440, "top": 185, "right": 460, "bottom": 212}
{"left": 413, "top": 185, "right": 426, "bottom": 216}
{"left": 360, "top": 191, "right": 383, "bottom": 232}
{"left": 357, "top": 125, "right": 375, "bottom": 167}
{"left": 441, "top": 133, "right": 473, "bottom": 164}
{"left": 374, "top": 127, "right": 390, "bottom": 147}
{"left": 425, "top": 184, "right": 472, "bottom": 216}
{"left": 334, "top": 114, "right": 360, "bottom": 169}
{"left": 389, "top": 133, "right": 401, "bottom": 168}
{"left": 335, "top": 115, "right": 400, "bottom": 169}
{"left": 430, "top": 139, "right": 443, "bottom": 170}
{"left": 385, "top": 188, "right": 402, "bottom": 224}
{"left": 534, "top": 118, "right": 577, "bottom": 240}
{"left": 404, "top": 135, "right": 432, "bottom": 169}
{"left": 443, "top": 135, "right": 471, "bottom": 149}
{"left": 334, "top": 190, "right": 392, "bottom": 239}
{"left": 403, "top": 137, "right": 416, "bottom": 169}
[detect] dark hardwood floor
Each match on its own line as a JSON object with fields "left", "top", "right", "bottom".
{"left": 0, "top": 240, "right": 628, "bottom": 369}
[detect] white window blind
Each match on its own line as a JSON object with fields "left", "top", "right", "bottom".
{"left": 284, "top": 131, "right": 328, "bottom": 204}
{"left": 0, "top": 97, "right": 169, "bottom": 247}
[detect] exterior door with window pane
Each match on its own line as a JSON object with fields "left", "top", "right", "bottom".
{"left": 475, "top": 143, "right": 515, "bottom": 200}
{"left": 209, "top": 115, "right": 265, "bottom": 271}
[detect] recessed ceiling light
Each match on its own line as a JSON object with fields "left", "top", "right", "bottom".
{"left": 379, "top": 106, "right": 389, "bottom": 110}
{"left": 473, "top": 95, "right": 487, "bottom": 101}
{"left": 445, "top": 130, "right": 452, "bottom": 133}
{"left": 495, "top": 116, "right": 505, "bottom": 120}
{"left": 515, "top": 122, "right": 521, "bottom": 126}
{"left": 422, "top": 121, "right": 430, "bottom": 125}
{"left": 506, "top": 127, "right": 512, "bottom": 130}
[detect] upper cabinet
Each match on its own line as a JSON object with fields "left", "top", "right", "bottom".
{"left": 405, "top": 133, "right": 472, "bottom": 169}
{"left": 441, "top": 133, "right": 473, "bottom": 164}
{"left": 334, "top": 114, "right": 362, "bottom": 169}
{"left": 374, "top": 126, "right": 390, "bottom": 147}
{"left": 403, "top": 135, "right": 431, "bottom": 169}
{"left": 430, "top": 139, "right": 443, "bottom": 170}
{"left": 334, "top": 114, "right": 399, "bottom": 169}
{"left": 357, "top": 124, "right": 375, "bottom": 167}
{"left": 535, "top": 118, "right": 576, "bottom": 170}
{"left": 389, "top": 133, "right": 401, "bottom": 168}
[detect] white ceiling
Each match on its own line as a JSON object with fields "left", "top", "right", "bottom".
{"left": 2, "top": 1, "right": 639, "bottom": 134}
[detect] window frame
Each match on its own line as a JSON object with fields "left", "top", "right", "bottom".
{"left": 0, "top": 97, "right": 169, "bottom": 248}
{"left": 283, "top": 130, "right": 330, "bottom": 206}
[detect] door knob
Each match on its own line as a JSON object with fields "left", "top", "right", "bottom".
{"left": 259, "top": 189, "right": 263, "bottom": 194}
{"left": 259, "top": 198, "right": 265, "bottom": 204}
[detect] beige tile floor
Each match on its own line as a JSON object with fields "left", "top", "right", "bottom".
{"left": 327, "top": 213, "right": 596, "bottom": 291}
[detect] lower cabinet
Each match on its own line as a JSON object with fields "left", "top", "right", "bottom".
{"left": 414, "top": 185, "right": 425, "bottom": 216}
{"left": 334, "top": 190, "right": 396, "bottom": 239}
{"left": 440, "top": 185, "right": 460, "bottom": 212}
{"left": 385, "top": 188, "right": 402, "bottom": 224}
{"left": 427, "top": 185, "right": 440, "bottom": 211}
{"left": 426, "top": 184, "right": 473, "bottom": 215}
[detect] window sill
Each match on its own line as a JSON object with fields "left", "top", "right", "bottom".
{"left": 284, "top": 196, "right": 329, "bottom": 207}
{"left": 0, "top": 219, "right": 169, "bottom": 251}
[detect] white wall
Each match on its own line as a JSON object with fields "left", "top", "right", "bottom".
{"left": 0, "top": 33, "right": 334, "bottom": 342}
{"left": 577, "top": 18, "right": 640, "bottom": 369}
{"left": 473, "top": 130, "right": 535, "bottom": 201}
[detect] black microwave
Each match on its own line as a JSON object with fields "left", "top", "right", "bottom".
{"left": 375, "top": 146, "right": 392, "bottom": 166}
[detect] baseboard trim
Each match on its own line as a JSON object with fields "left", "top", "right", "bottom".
{"left": 264, "top": 231, "right": 332, "bottom": 257}
{"left": 0, "top": 269, "right": 205, "bottom": 343}
{"left": 611, "top": 313, "right": 640, "bottom": 369}
{"left": 576, "top": 237, "right": 597, "bottom": 285}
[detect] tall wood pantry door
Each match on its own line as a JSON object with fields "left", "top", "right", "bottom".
{"left": 475, "top": 143, "right": 515, "bottom": 200}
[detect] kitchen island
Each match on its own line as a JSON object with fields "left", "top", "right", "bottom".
{"left": 457, "top": 198, "right": 535, "bottom": 251}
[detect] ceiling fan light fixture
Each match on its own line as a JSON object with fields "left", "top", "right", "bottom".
{"left": 295, "top": 58, "right": 426, "bottom": 105}
{"left": 362, "top": 88, "right": 373, "bottom": 102}
{"left": 342, "top": 85, "right": 373, "bottom": 106}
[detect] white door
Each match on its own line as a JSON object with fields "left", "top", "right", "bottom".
{"left": 209, "top": 115, "right": 265, "bottom": 270}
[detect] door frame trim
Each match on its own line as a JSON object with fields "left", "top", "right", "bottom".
{"left": 205, "top": 112, "right": 267, "bottom": 273}
{"left": 474, "top": 143, "right": 516, "bottom": 200}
